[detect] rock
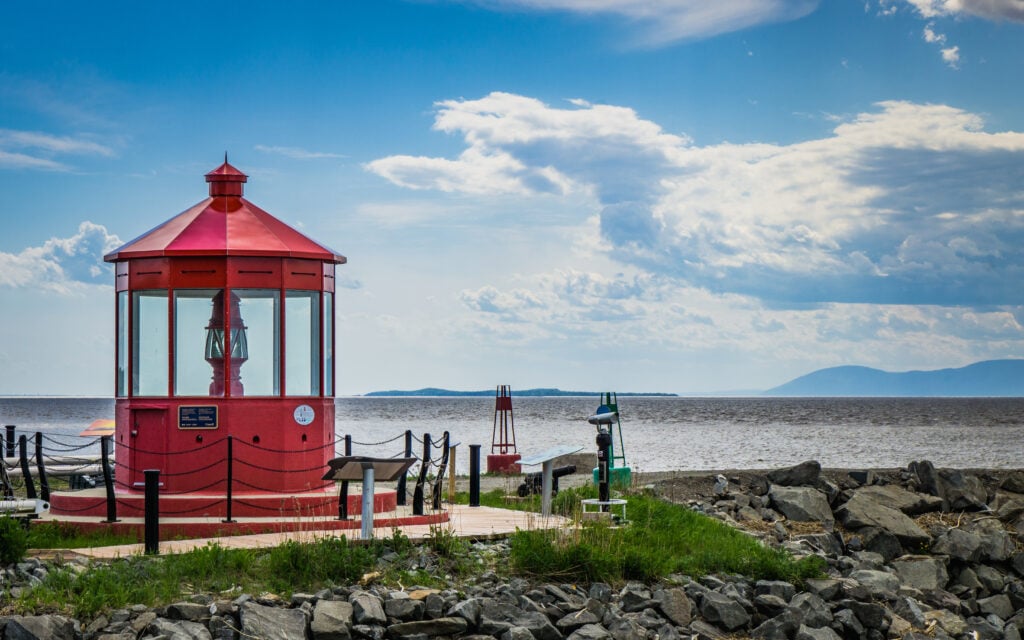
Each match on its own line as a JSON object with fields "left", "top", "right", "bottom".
{"left": 836, "top": 493, "right": 932, "bottom": 547}
{"left": 752, "top": 594, "right": 789, "bottom": 616}
{"left": 350, "top": 592, "right": 387, "bottom": 626}
{"left": 893, "top": 596, "right": 928, "bottom": 628}
{"left": 566, "top": 624, "right": 612, "bottom": 640}
{"left": 932, "top": 528, "right": 982, "bottom": 562}
{"left": 848, "top": 470, "right": 877, "bottom": 487}
{"left": 352, "top": 624, "right": 385, "bottom": 640}
{"left": 653, "top": 587, "right": 692, "bottom": 627}
{"left": 447, "top": 598, "right": 482, "bottom": 628}
{"left": 787, "top": 593, "right": 832, "bottom": 628}
{"left": 166, "top": 601, "right": 212, "bottom": 623}
{"left": 754, "top": 580, "right": 796, "bottom": 603}
{"left": 769, "top": 486, "right": 834, "bottom": 524}
{"left": 146, "top": 618, "right": 213, "bottom": 640}
{"left": 689, "top": 619, "right": 729, "bottom": 640}
{"left": 387, "top": 617, "right": 469, "bottom": 638}
{"left": 974, "top": 564, "right": 1006, "bottom": 594}
{"left": 892, "top": 555, "right": 949, "bottom": 592}
{"left": 803, "top": 579, "right": 841, "bottom": 601}
{"left": 849, "top": 569, "right": 899, "bottom": 599}
{"left": 794, "top": 624, "right": 842, "bottom": 640}
{"left": 795, "top": 533, "right": 844, "bottom": 558}
{"left": 606, "top": 617, "right": 646, "bottom": 640}
{"left": 911, "top": 460, "right": 941, "bottom": 496}
{"left": 975, "top": 519, "right": 1015, "bottom": 562}
{"left": 937, "top": 469, "right": 989, "bottom": 511}
{"left": 479, "top": 600, "right": 562, "bottom": 640}
{"left": 386, "top": 598, "right": 424, "bottom": 621}
{"left": 555, "top": 608, "right": 601, "bottom": 633}
{"left": 767, "top": 461, "right": 822, "bottom": 487}
{"left": 751, "top": 611, "right": 800, "bottom": 640}
{"left": 209, "top": 614, "right": 238, "bottom": 640}
{"left": 1013, "top": 552, "right": 1024, "bottom": 578}
{"left": 860, "top": 527, "right": 904, "bottom": 562}
{"left": 977, "top": 594, "right": 1014, "bottom": 620}
{"left": 2, "top": 615, "right": 78, "bottom": 640}
{"left": 312, "top": 600, "right": 354, "bottom": 640}
{"left": 853, "top": 485, "right": 943, "bottom": 515}
{"left": 588, "top": 584, "right": 613, "bottom": 604}
{"left": 923, "top": 609, "right": 968, "bottom": 636}
{"left": 838, "top": 600, "right": 888, "bottom": 630}
{"left": 699, "top": 592, "right": 751, "bottom": 631}
{"left": 833, "top": 609, "right": 864, "bottom": 639}
{"left": 1002, "top": 471, "right": 1024, "bottom": 494}
{"left": 239, "top": 602, "right": 309, "bottom": 640}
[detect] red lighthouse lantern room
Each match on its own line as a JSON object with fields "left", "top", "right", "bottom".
{"left": 102, "top": 160, "right": 345, "bottom": 504}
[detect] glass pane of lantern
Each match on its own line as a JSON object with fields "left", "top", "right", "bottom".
{"left": 132, "top": 290, "right": 169, "bottom": 396}
{"left": 117, "top": 290, "right": 128, "bottom": 397}
{"left": 285, "top": 291, "right": 320, "bottom": 396}
{"left": 324, "top": 292, "right": 334, "bottom": 396}
{"left": 175, "top": 289, "right": 222, "bottom": 397}
{"left": 235, "top": 289, "right": 280, "bottom": 396}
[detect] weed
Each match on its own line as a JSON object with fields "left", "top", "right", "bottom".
{"left": 0, "top": 516, "right": 28, "bottom": 565}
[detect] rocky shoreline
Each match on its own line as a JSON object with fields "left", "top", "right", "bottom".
{"left": 2, "top": 460, "right": 1023, "bottom": 640}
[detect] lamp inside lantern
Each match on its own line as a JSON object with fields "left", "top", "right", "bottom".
{"left": 205, "top": 290, "right": 248, "bottom": 395}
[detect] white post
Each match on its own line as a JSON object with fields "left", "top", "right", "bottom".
{"left": 540, "top": 459, "right": 554, "bottom": 517}
{"left": 361, "top": 463, "right": 375, "bottom": 539}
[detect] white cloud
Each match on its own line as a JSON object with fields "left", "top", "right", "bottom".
{"left": 941, "top": 45, "right": 961, "bottom": 67}
{"left": 448, "top": 0, "right": 820, "bottom": 44}
{"left": 0, "top": 128, "right": 115, "bottom": 171}
{"left": 905, "top": 0, "right": 1024, "bottom": 20}
{"left": 0, "top": 222, "right": 122, "bottom": 294}
{"left": 370, "top": 93, "right": 1024, "bottom": 306}
{"left": 254, "top": 144, "right": 346, "bottom": 160}
{"left": 923, "top": 22, "right": 947, "bottom": 42}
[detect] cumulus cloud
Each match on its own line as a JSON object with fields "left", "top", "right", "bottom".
{"left": 370, "top": 93, "right": 1024, "bottom": 306}
{"left": 905, "top": 0, "right": 1024, "bottom": 21}
{"left": 0, "top": 128, "right": 115, "bottom": 171}
{"left": 0, "top": 222, "right": 122, "bottom": 293}
{"left": 448, "top": 0, "right": 820, "bottom": 44}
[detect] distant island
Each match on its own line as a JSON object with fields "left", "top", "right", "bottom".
{"left": 764, "top": 359, "right": 1024, "bottom": 397}
{"left": 363, "top": 388, "right": 677, "bottom": 397}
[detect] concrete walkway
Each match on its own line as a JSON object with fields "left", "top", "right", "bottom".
{"left": 53, "top": 504, "right": 568, "bottom": 560}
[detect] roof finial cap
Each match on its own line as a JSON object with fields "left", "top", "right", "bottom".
{"left": 205, "top": 155, "right": 248, "bottom": 197}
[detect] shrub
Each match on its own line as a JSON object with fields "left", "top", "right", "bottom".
{"left": 0, "top": 515, "right": 29, "bottom": 565}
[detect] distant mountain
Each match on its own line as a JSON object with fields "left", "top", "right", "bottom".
{"left": 363, "top": 388, "right": 677, "bottom": 397}
{"left": 764, "top": 359, "right": 1024, "bottom": 397}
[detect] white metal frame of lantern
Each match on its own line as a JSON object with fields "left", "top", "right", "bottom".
{"left": 322, "top": 456, "right": 418, "bottom": 538}
{"left": 518, "top": 445, "right": 583, "bottom": 517}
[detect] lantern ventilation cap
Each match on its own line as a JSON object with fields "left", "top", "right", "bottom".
{"left": 205, "top": 155, "right": 248, "bottom": 197}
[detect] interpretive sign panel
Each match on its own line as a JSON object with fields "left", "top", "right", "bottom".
{"left": 179, "top": 405, "right": 218, "bottom": 429}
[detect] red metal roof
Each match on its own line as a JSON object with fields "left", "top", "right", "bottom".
{"left": 104, "top": 161, "right": 346, "bottom": 264}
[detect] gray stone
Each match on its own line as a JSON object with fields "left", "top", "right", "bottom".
{"left": 803, "top": 579, "right": 841, "bottom": 601}
{"left": 911, "top": 460, "right": 941, "bottom": 496}
{"left": 787, "top": 593, "right": 832, "bottom": 628}
{"left": 350, "top": 592, "right": 387, "bottom": 626}
{"left": 312, "top": 600, "right": 354, "bottom": 640}
{"left": 767, "top": 461, "right": 822, "bottom": 487}
{"left": 653, "top": 587, "right": 692, "bottom": 628}
{"left": 239, "top": 602, "right": 308, "bottom": 640}
{"left": 352, "top": 624, "right": 386, "bottom": 640}
{"left": 754, "top": 580, "right": 797, "bottom": 603}
{"left": 976, "top": 519, "right": 1016, "bottom": 562}
{"left": 504, "top": 626, "right": 538, "bottom": 640}
{"left": 833, "top": 609, "right": 864, "bottom": 639}
{"left": 566, "top": 624, "right": 612, "bottom": 640}
{"left": 388, "top": 617, "right": 469, "bottom": 638}
{"left": 699, "top": 592, "right": 750, "bottom": 631}
{"left": 209, "top": 614, "right": 239, "bottom": 640}
{"left": 655, "top": 623, "right": 680, "bottom": 640}
{"left": 479, "top": 600, "right": 562, "bottom": 640}
{"left": 937, "top": 469, "right": 989, "bottom": 511}
{"left": 849, "top": 570, "right": 900, "bottom": 599}
{"left": 606, "top": 617, "right": 646, "bottom": 640}
{"left": 977, "top": 594, "right": 1014, "bottom": 620}
{"left": 839, "top": 600, "right": 888, "bottom": 630}
{"left": 2, "top": 615, "right": 78, "bottom": 640}
{"left": 423, "top": 593, "right": 445, "bottom": 620}
{"left": 1002, "top": 471, "right": 1024, "bottom": 494}
{"left": 974, "top": 565, "right": 1006, "bottom": 594}
{"left": 923, "top": 610, "right": 968, "bottom": 637}
{"left": 795, "top": 624, "right": 842, "bottom": 640}
{"left": 145, "top": 618, "right": 213, "bottom": 640}
{"left": 1013, "top": 552, "right": 1024, "bottom": 578}
{"left": 857, "top": 485, "right": 943, "bottom": 515}
{"left": 933, "top": 528, "right": 983, "bottom": 562}
{"left": 689, "top": 619, "right": 729, "bottom": 640}
{"left": 555, "top": 609, "right": 601, "bottom": 633}
{"left": 861, "top": 528, "right": 904, "bottom": 562}
{"left": 892, "top": 555, "right": 949, "bottom": 592}
{"left": 751, "top": 611, "right": 800, "bottom": 640}
{"left": 588, "top": 584, "right": 613, "bottom": 604}
{"left": 893, "top": 597, "right": 927, "bottom": 628}
{"left": 447, "top": 598, "right": 482, "bottom": 628}
{"left": 836, "top": 493, "right": 931, "bottom": 547}
{"left": 753, "top": 594, "right": 789, "bottom": 616}
{"left": 386, "top": 598, "right": 423, "bottom": 621}
{"left": 167, "top": 602, "right": 213, "bottom": 623}
{"left": 795, "top": 533, "right": 845, "bottom": 558}
{"left": 770, "top": 486, "right": 834, "bottom": 524}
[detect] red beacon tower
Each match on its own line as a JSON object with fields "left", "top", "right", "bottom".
{"left": 102, "top": 160, "right": 345, "bottom": 502}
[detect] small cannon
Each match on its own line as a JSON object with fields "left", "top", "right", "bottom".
{"left": 517, "top": 464, "right": 576, "bottom": 497}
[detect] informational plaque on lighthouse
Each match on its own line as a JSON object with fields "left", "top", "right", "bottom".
{"left": 179, "top": 405, "right": 218, "bottom": 429}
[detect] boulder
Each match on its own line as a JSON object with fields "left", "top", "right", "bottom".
{"left": 937, "top": 469, "right": 989, "bottom": 511}
{"left": 787, "top": 593, "right": 832, "bottom": 628}
{"left": 699, "top": 592, "right": 750, "bottom": 631}
{"left": 1001, "top": 470, "right": 1024, "bottom": 494}
{"left": 853, "top": 485, "right": 942, "bottom": 515}
{"left": 653, "top": 587, "right": 692, "bottom": 628}
{"left": 2, "top": 615, "right": 78, "bottom": 640}
{"left": 931, "top": 528, "right": 982, "bottom": 563}
{"left": 923, "top": 609, "right": 968, "bottom": 636}
{"left": 848, "top": 570, "right": 900, "bottom": 599}
{"left": 387, "top": 616, "right": 469, "bottom": 638}
{"left": 835, "top": 493, "right": 931, "bottom": 547}
{"left": 312, "top": 600, "right": 354, "bottom": 640}
{"left": 860, "top": 527, "right": 904, "bottom": 562}
{"left": 794, "top": 624, "right": 841, "bottom": 640}
{"left": 892, "top": 555, "right": 949, "bottom": 592}
{"left": 975, "top": 519, "right": 1015, "bottom": 562}
{"left": 166, "top": 602, "right": 212, "bottom": 623}
{"left": 767, "top": 461, "right": 821, "bottom": 487}
{"left": 769, "top": 486, "right": 834, "bottom": 525}
{"left": 145, "top": 618, "right": 212, "bottom": 639}
{"left": 751, "top": 611, "right": 800, "bottom": 640}
{"left": 479, "top": 600, "right": 562, "bottom": 640}
{"left": 240, "top": 602, "right": 308, "bottom": 640}
{"left": 350, "top": 592, "right": 387, "bottom": 626}
{"left": 976, "top": 594, "right": 1014, "bottom": 620}
{"left": 566, "top": 624, "right": 612, "bottom": 640}
{"left": 754, "top": 580, "right": 796, "bottom": 603}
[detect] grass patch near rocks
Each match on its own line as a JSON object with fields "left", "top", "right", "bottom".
{"left": 26, "top": 521, "right": 139, "bottom": 550}
{"left": 510, "top": 492, "right": 825, "bottom": 585}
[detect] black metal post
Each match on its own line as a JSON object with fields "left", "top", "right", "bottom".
{"left": 4, "top": 425, "right": 14, "bottom": 458}
{"left": 597, "top": 427, "right": 612, "bottom": 511}
{"left": 223, "top": 436, "right": 234, "bottom": 523}
{"left": 18, "top": 434, "right": 36, "bottom": 499}
{"left": 469, "top": 444, "right": 481, "bottom": 507}
{"left": 34, "top": 432, "right": 49, "bottom": 502}
{"left": 100, "top": 435, "right": 118, "bottom": 522}
{"left": 413, "top": 433, "right": 430, "bottom": 515}
{"left": 432, "top": 432, "right": 450, "bottom": 509}
{"left": 144, "top": 469, "right": 160, "bottom": 555}
{"left": 396, "top": 430, "right": 412, "bottom": 506}
{"left": 338, "top": 434, "right": 352, "bottom": 520}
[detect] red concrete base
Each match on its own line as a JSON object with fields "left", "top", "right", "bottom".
{"left": 487, "top": 453, "right": 521, "bottom": 474}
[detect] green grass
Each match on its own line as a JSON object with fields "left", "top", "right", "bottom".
{"left": 26, "top": 522, "right": 139, "bottom": 550}
{"left": 509, "top": 492, "right": 825, "bottom": 585}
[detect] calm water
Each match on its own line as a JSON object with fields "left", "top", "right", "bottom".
{"left": 1, "top": 396, "right": 1022, "bottom": 474}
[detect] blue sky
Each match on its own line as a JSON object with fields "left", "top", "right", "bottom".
{"left": 1, "top": 0, "right": 1023, "bottom": 395}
